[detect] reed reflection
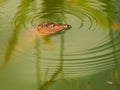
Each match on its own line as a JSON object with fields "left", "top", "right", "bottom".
{"left": 0, "top": 0, "right": 8, "bottom": 6}
{"left": 4, "top": 0, "right": 35, "bottom": 64}
{"left": 2, "top": 0, "right": 120, "bottom": 90}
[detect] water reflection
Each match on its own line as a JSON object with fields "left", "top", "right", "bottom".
{"left": 0, "top": 0, "right": 8, "bottom": 6}
{"left": 0, "top": 0, "right": 120, "bottom": 90}
{"left": 36, "top": 0, "right": 66, "bottom": 23}
{"left": 4, "top": 0, "right": 35, "bottom": 64}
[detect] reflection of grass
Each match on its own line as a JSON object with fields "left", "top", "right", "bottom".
{"left": 37, "top": 0, "right": 67, "bottom": 89}
{"left": 109, "top": 30, "right": 118, "bottom": 67}
{"left": 40, "top": 34, "right": 65, "bottom": 90}
{"left": 109, "top": 28, "right": 120, "bottom": 90}
{"left": 4, "top": 0, "right": 34, "bottom": 64}
{"left": 44, "top": 65, "right": 50, "bottom": 82}
{"left": 113, "top": 69, "right": 120, "bottom": 90}
{"left": 75, "top": 79, "right": 81, "bottom": 90}
{"left": 87, "top": 81, "right": 91, "bottom": 90}
{"left": 0, "top": 0, "right": 8, "bottom": 6}
{"left": 4, "top": 25, "right": 20, "bottom": 64}
{"left": 35, "top": 38, "right": 41, "bottom": 90}
{"left": 36, "top": 0, "right": 65, "bottom": 23}
{"left": 65, "top": 0, "right": 114, "bottom": 28}
{"left": 2, "top": 0, "right": 120, "bottom": 90}
{"left": 62, "top": 78, "right": 71, "bottom": 90}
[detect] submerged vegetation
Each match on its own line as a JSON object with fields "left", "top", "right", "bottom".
{"left": 0, "top": 0, "right": 120, "bottom": 90}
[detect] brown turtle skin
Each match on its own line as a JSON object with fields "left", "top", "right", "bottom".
{"left": 36, "top": 22, "right": 71, "bottom": 36}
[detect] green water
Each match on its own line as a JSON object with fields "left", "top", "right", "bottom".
{"left": 0, "top": 0, "right": 120, "bottom": 90}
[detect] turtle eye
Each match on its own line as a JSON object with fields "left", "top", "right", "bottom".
{"left": 64, "top": 24, "right": 71, "bottom": 30}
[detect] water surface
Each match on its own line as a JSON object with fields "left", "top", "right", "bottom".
{"left": 0, "top": 0, "right": 120, "bottom": 90}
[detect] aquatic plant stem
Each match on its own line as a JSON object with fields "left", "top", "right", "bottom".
{"left": 4, "top": 0, "right": 35, "bottom": 64}
{"left": 4, "top": 25, "right": 20, "bottom": 64}
{"left": 109, "top": 30, "right": 118, "bottom": 67}
{"left": 35, "top": 38, "right": 41, "bottom": 90}
{"left": 40, "top": 34, "right": 64, "bottom": 90}
{"left": 87, "top": 81, "right": 92, "bottom": 90}
{"left": 62, "top": 78, "right": 71, "bottom": 90}
{"left": 75, "top": 78, "right": 81, "bottom": 90}
{"left": 109, "top": 29, "right": 120, "bottom": 89}
{"left": 49, "top": 34, "right": 64, "bottom": 81}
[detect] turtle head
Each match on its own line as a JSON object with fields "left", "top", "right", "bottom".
{"left": 37, "top": 22, "right": 71, "bottom": 36}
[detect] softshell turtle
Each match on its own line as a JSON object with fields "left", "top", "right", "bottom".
{"left": 19, "top": 22, "right": 71, "bottom": 47}
{"left": 31, "top": 22, "right": 71, "bottom": 36}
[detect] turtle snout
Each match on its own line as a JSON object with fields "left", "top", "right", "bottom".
{"left": 64, "top": 24, "right": 71, "bottom": 30}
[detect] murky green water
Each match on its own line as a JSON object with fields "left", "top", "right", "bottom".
{"left": 0, "top": 0, "right": 120, "bottom": 90}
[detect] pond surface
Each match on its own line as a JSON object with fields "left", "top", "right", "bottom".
{"left": 0, "top": 0, "right": 120, "bottom": 90}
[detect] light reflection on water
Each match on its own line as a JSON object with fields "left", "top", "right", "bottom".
{"left": 0, "top": 0, "right": 120, "bottom": 90}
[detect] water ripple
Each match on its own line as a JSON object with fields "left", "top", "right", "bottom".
{"left": 2, "top": 0, "right": 120, "bottom": 85}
